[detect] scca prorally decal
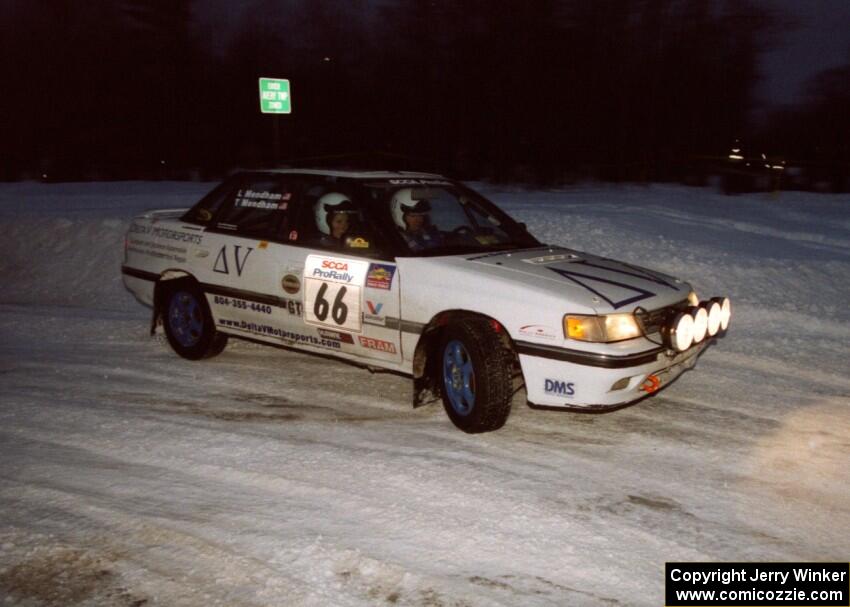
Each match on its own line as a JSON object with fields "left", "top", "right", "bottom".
{"left": 214, "top": 245, "right": 253, "bottom": 277}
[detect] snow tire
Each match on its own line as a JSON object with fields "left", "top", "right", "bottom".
{"left": 438, "top": 318, "right": 513, "bottom": 433}
{"left": 162, "top": 281, "right": 227, "bottom": 360}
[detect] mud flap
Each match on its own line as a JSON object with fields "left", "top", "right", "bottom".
{"left": 413, "top": 375, "right": 441, "bottom": 408}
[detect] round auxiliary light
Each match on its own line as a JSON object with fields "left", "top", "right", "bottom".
{"left": 670, "top": 312, "right": 694, "bottom": 352}
{"left": 706, "top": 300, "right": 722, "bottom": 336}
{"left": 719, "top": 297, "right": 731, "bottom": 332}
{"left": 691, "top": 306, "right": 708, "bottom": 344}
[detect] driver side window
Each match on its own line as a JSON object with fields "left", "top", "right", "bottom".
{"left": 295, "top": 183, "right": 385, "bottom": 256}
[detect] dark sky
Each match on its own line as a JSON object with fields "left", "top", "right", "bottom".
{"left": 755, "top": 0, "right": 850, "bottom": 106}
{"left": 194, "top": 0, "right": 850, "bottom": 110}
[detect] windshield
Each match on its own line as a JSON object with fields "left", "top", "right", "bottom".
{"left": 361, "top": 180, "right": 540, "bottom": 256}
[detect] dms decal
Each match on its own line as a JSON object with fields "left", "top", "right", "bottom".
{"left": 548, "top": 260, "right": 676, "bottom": 309}
{"left": 366, "top": 264, "right": 395, "bottom": 290}
{"left": 214, "top": 245, "right": 253, "bottom": 277}
{"left": 358, "top": 336, "right": 397, "bottom": 354}
{"left": 544, "top": 379, "right": 575, "bottom": 397}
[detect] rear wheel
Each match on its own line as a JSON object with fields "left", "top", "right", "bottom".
{"left": 439, "top": 318, "right": 513, "bottom": 433}
{"left": 162, "top": 282, "right": 227, "bottom": 360}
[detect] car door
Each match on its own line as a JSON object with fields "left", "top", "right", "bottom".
{"left": 196, "top": 174, "right": 302, "bottom": 339}
{"left": 275, "top": 177, "right": 403, "bottom": 365}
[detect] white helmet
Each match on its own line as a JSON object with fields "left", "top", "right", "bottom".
{"left": 315, "top": 192, "right": 354, "bottom": 235}
{"left": 390, "top": 188, "right": 432, "bottom": 229}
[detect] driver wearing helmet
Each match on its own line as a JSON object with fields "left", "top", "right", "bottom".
{"left": 314, "top": 192, "right": 356, "bottom": 248}
{"left": 391, "top": 188, "right": 444, "bottom": 252}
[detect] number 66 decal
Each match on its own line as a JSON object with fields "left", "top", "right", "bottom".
{"left": 314, "top": 282, "right": 348, "bottom": 325}
{"left": 303, "top": 255, "right": 369, "bottom": 332}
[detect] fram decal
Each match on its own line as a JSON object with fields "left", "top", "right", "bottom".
{"left": 544, "top": 379, "right": 575, "bottom": 397}
{"left": 366, "top": 264, "right": 395, "bottom": 290}
{"left": 213, "top": 245, "right": 253, "bottom": 277}
{"left": 358, "top": 336, "right": 397, "bottom": 353}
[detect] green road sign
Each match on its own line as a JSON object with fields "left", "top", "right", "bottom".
{"left": 259, "top": 78, "right": 291, "bottom": 114}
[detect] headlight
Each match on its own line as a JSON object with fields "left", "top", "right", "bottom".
{"left": 719, "top": 297, "right": 731, "bottom": 331}
{"left": 564, "top": 313, "right": 642, "bottom": 343}
{"left": 670, "top": 312, "right": 694, "bottom": 352}
{"left": 706, "top": 300, "right": 722, "bottom": 336}
{"left": 709, "top": 296, "right": 732, "bottom": 333}
{"left": 691, "top": 306, "right": 708, "bottom": 343}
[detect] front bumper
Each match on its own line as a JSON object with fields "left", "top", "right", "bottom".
{"left": 519, "top": 339, "right": 710, "bottom": 409}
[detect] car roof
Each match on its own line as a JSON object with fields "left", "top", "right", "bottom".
{"left": 239, "top": 168, "right": 450, "bottom": 180}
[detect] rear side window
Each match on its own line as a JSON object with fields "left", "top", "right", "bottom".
{"left": 213, "top": 177, "right": 296, "bottom": 239}
{"left": 182, "top": 178, "right": 239, "bottom": 225}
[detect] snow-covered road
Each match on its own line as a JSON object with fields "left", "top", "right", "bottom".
{"left": 1, "top": 182, "right": 848, "bottom": 606}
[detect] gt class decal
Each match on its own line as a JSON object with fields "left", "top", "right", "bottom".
{"left": 304, "top": 255, "right": 369, "bottom": 333}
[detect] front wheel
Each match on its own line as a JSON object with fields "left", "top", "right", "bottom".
{"left": 162, "top": 282, "right": 228, "bottom": 360}
{"left": 439, "top": 318, "right": 513, "bottom": 433}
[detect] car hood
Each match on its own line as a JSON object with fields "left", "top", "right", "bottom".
{"left": 464, "top": 246, "right": 690, "bottom": 313}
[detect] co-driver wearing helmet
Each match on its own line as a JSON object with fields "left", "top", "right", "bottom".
{"left": 390, "top": 188, "right": 444, "bottom": 252}
{"left": 314, "top": 192, "right": 356, "bottom": 247}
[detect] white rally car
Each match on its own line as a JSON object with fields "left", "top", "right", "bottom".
{"left": 122, "top": 169, "right": 731, "bottom": 432}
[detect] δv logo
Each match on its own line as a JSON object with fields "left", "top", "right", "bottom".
{"left": 366, "top": 301, "right": 383, "bottom": 315}
{"left": 544, "top": 379, "right": 575, "bottom": 396}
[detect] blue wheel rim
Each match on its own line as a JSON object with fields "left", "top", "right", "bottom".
{"left": 443, "top": 340, "right": 475, "bottom": 416}
{"left": 168, "top": 290, "right": 204, "bottom": 348}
